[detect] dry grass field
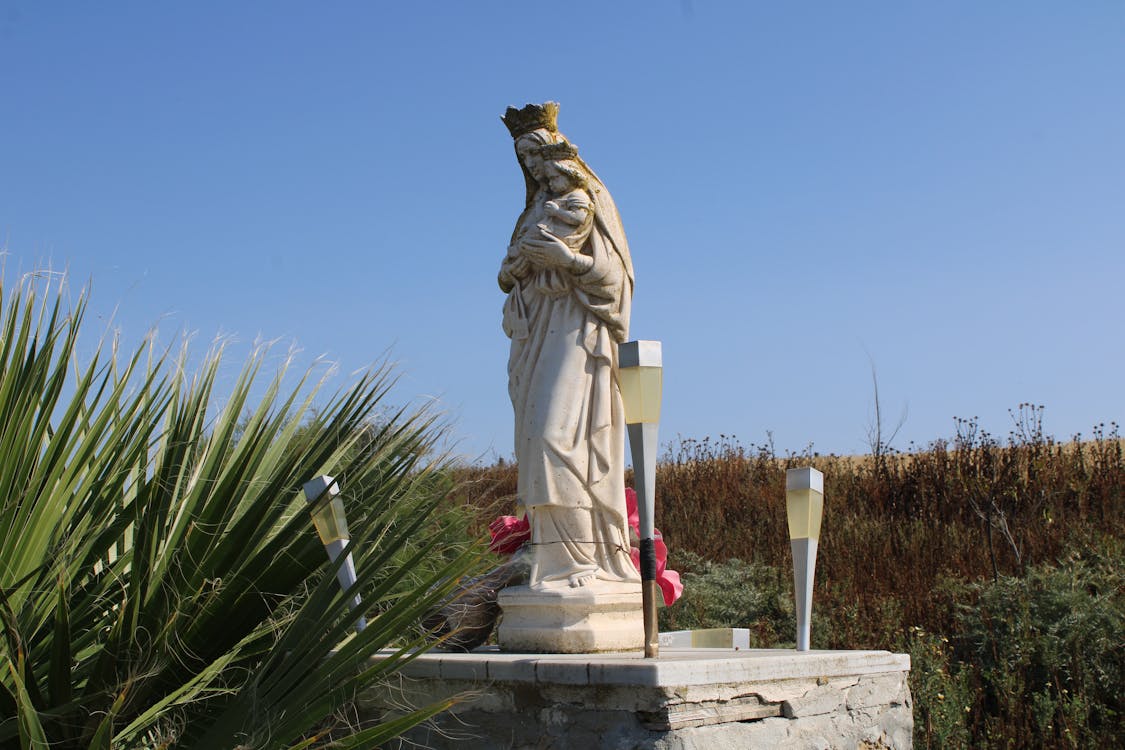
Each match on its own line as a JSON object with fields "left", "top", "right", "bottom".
{"left": 448, "top": 408, "right": 1124, "bottom": 748}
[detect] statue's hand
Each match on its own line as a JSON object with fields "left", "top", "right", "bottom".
{"left": 499, "top": 253, "right": 531, "bottom": 291}
{"left": 521, "top": 226, "right": 576, "bottom": 269}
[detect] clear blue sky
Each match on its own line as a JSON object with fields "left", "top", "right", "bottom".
{"left": 3, "top": 2, "right": 1122, "bottom": 462}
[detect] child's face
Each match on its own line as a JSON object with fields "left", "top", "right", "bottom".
{"left": 545, "top": 163, "right": 576, "bottom": 194}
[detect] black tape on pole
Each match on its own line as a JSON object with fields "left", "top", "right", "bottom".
{"left": 639, "top": 537, "right": 658, "bottom": 581}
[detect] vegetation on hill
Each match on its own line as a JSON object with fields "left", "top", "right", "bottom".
{"left": 453, "top": 410, "right": 1124, "bottom": 748}
{"left": 5, "top": 269, "right": 1118, "bottom": 748}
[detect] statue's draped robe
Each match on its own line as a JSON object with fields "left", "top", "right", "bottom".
{"left": 500, "top": 186, "right": 639, "bottom": 589}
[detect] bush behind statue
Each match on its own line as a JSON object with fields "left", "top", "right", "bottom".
{"left": 654, "top": 550, "right": 1124, "bottom": 748}
{"left": 658, "top": 551, "right": 795, "bottom": 647}
{"left": 943, "top": 549, "right": 1124, "bottom": 747}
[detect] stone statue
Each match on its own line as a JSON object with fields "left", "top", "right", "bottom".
{"left": 498, "top": 102, "right": 640, "bottom": 596}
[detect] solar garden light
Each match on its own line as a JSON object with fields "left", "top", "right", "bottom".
{"left": 303, "top": 475, "right": 366, "bottom": 632}
{"left": 619, "top": 340, "right": 662, "bottom": 658}
{"left": 786, "top": 467, "right": 824, "bottom": 651}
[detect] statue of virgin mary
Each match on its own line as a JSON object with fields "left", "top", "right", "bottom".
{"left": 498, "top": 102, "right": 640, "bottom": 594}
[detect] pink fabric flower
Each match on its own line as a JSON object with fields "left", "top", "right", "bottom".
{"left": 624, "top": 491, "right": 684, "bottom": 606}
{"left": 657, "top": 567, "right": 683, "bottom": 608}
{"left": 487, "top": 488, "right": 683, "bottom": 606}
{"left": 625, "top": 487, "right": 640, "bottom": 536}
{"left": 488, "top": 514, "right": 530, "bottom": 554}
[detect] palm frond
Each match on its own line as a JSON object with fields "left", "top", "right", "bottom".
{"left": 0, "top": 275, "right": 484, "bottom": 749}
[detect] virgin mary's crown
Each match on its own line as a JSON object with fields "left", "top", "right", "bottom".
{"left": 502, "top": 102, "right": 559, "bottom": 138}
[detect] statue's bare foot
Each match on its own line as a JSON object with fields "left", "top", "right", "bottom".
{"left": 568, "top": 570, "right": 596, "bottom": 588}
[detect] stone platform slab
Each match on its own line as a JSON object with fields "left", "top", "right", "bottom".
{"left": 360, "top": 647, "right": 912, "bottom": 749}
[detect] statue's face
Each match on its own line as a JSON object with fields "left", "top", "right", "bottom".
{"left": 516, "top": 135, "right": 548, "bottom": 184}
{"left": 545, "top": 163, "right": 574, "bottom": 194}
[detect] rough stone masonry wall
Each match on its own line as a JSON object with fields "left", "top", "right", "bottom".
{"left": 370, "top": 667, "right": 912, "bottom": 749}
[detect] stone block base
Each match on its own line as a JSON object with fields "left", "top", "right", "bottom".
{"left": 496, "top": 584, "right": 644, "bottom": 653}
{"left": 361, "top": 647, "right": 913, "bottom": 749}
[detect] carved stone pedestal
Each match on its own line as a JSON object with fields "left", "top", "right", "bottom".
{"left": 496, "top": 584, "right": 644, "bottom": 653}
{"left": 361, "top": 647, "right": 913, "bottom": 749}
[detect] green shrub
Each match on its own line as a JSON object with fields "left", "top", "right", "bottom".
{"left": 907, "top": 627, "right": 972, "bottom": 749}
{"left": 947, "top": 548, "right": 1124, "bottom": 748}
{"left": 658, "top": 551, "right": 795, "bottom": 646}
{"left": 0, "top": 277, "right": 482, "bottom": 749}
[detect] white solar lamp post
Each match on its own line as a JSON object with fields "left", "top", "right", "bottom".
{"left": 619, "top": 340, "right": 662, "bottom": 658}
{"left": 786, "top": 467, "right": 824, "bottom": 651}
{"left": 303, "top": 475, "right": 366, "bottom": 632}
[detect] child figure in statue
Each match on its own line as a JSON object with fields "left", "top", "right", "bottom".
{"left": 500, "top": 142, "right": 593, "bottom": 292}
{"left": 538, "top": 144, "right": 594, "bottom": 252}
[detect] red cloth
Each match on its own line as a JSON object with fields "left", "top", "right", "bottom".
{"left": 625, "top": 488, "right": 683, "bottom": 606}
{"left": 487, "top": 488, "right": 683, "bottom": 606}
{"left": 488, "top": 514, "right": 530, "bottom": 554}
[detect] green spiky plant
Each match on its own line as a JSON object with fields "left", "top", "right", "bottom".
{"left": 0, "top": 275, "right": 483, "bottom": 749}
